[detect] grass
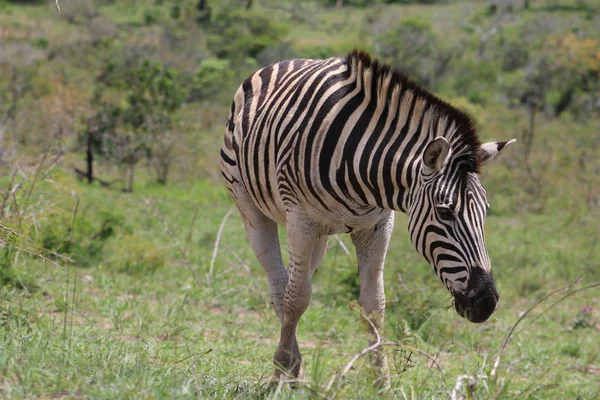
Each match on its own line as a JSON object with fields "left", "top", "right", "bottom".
{"left": 0, "top": 164, "right": 599, "bottom": 399}
{"left": 0, "top": 0, "right": 599, "bottom": 398}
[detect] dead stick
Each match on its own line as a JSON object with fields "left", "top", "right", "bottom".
{"left": 208, "top": 208, "right": 234, "bottom": 285}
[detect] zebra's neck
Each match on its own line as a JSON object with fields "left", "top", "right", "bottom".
{"left": 340, "top": 51, "right": 481, "bottom": 213}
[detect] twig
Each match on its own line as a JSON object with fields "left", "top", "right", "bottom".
{"left": 208, "top": 208, "right": 234, "bottom": 285}
{"left": 145, "top": 197, "right": 202, "bottom": 288}
{"left": 184, "top": 202, "right": 202, "bottom": 257}
{"left": 325, "top": 311, "right": 382, "bottom": 392}
{"left": 0, "top": 222, "right": 23, "bottom": 238}
{"left": 332, "top": 234, "right": 351, "bottom": 256}
{"left": 514, "top": 281, "right": 600, "bottom": 337}
{"left": 490, "top": 279, "right": 600, "bottom": 377}
{"left": 0, "top": 238, "right": 67, "bottom": 273}
{"left": 451, "top": 374, "right": 487, "bottom": 400}
{"left": 23, "top": 149, "right": 49, "bottom": 214}
{"left": 391, "top": 342, "right": 448, "bottom": 394}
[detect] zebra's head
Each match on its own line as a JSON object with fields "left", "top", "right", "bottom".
{"left": 408, "top": 136, "right": 515, "bottom": 323}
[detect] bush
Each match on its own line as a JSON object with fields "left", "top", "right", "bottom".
{"left": 189, "top": 58, "right": 234, "bottom": 103}
{"left": 255, "top": 43, "right": 298, "bottom": 67}
{"left": 40, "top": 210, "right": 124, "bottom": 267}
{"left": 375, "top": 17, "right": 450, "bottom": 89}
{"left": 295, "top": 44, "right": 338, "bottom": 60}
{"left": 31, "top": 37, "right": 49, "bottom": 50}
{"left": 206, "top": 8, "right": 288, "bottom": 62}
{"left": 499, "top": 37, "right": 529, "bottom": 72}
{"left": 106, "top": 234, "right": 167, "bottom": 275}
{"left": 144, "top": 8, "right": 162, "bottom": 25}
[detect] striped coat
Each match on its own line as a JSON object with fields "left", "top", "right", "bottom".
{"left": 221, "top": 51, "right": 514, "bottom": 383}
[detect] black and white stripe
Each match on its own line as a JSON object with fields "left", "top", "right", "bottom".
{"left": 221, "top": 51, "right": 509, "bottom": 296}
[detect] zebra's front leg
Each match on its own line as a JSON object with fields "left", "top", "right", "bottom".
{"left": 273, "top": 207, "right": 321, "bottom": 383}
{"left": 350, "top": 211, "right": 394, "bottom": 389}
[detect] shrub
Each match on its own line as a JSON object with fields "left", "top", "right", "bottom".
{"left": 189, "top": 58, "right": 234, "bottom": 103}
{"left": 31, "top": 37, "right": 49, "bottom": 50}
{"left": 40, "top": 210, "right": 124, "bottom": 267}
{"left": 256, "top": 43, "right": 298, "bottom": 67}
{"left": 295, "top": 44, "right": 338, "bottom": 60}
{"left": 144, "top": 8, "right": 162, "bottom": 25}
{"left": 375, "top": 17, "right": 450, "bottom": 89}
{"left": 206, "top": 7, "right": 288, "bottom": 62}
{"left": 106, "top": 234, "right": 167, "bottom": 275}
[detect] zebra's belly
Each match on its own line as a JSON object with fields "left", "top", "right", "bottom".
{"left": 247, "top": 181, "right": 388, "bottom": 234}
{"left": 303, "top": 202, "right": 391, "bottom": 234}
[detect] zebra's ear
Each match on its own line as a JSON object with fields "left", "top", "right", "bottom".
{"left": 422, "top": 136, "right": 451, "bottom": 174}
{"left": 479, "top": 139, "right": 516, "bottom": 167}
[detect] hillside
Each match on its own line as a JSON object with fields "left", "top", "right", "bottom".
{"left": 0, "top": 0, "right": 599, "bottom": 398}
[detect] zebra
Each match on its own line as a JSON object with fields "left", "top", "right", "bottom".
{"left": 220, "top": 50, "right": 515, "bottom": 385}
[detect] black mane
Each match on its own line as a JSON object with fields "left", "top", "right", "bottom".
{"left": 346, "top": 50, "right": 482, "bottom": 173}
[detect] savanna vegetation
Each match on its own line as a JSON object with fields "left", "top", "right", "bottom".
{"left": 0, "top": 0, "right": 599, "bottom": 398}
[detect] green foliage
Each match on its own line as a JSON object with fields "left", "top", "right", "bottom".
{"left": 1, "top": 1, "right": 600, "bottom": 398}
{"left": 206, "top": 7, "right": 288, "bottom": 62}
{"left": 30, "top": 37, "right": 48, "bottom": 49}
{"left": 40, "top": 209, "right": 124, "bottom": 267}
{"left": 295, "top": 44, "right": 338, "bottom": 60}
{"left": 143, "top": 7, "right": 162, "bottom": 25}
{"left": 124, "top": 60, "right": 184, "bottom": 131}
{"left": 375, "top": 17, "right": 449, "bottom": 88}
{"left": 452, "top": 60, "right": 500, "bottom": 104}
{"left": 189, "top": 58, "right": 234, "bottom": 102}
{"left": 499, "top": 36, "right": 529, "bottom": 72}
{"left": 106, "top": 234, "right": 167, "bottom": 275}
{"left": 571, "top": 306, "right": 594, "bottom": 329}
{"left": 0, "top": 235, "right": 21, "bottom": 288}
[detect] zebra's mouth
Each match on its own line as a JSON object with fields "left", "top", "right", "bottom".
{"left": 451, "top": 268, "right": 499, "bottom": 323}
{"left": 454, "top": 290, "right": 498, "bottom": 323}
{"left": 453, "top": 299, "right": 469, "bottom": 319}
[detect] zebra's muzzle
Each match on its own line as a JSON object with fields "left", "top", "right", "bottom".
{"left": 453, "top": 269, "right": 499, "bottom": 323}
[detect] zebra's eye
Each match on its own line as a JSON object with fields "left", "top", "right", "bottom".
{"left": 436, "top": 206, "right": 454, "bottom": 221}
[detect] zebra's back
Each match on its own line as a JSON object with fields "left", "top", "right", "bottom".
{"left": 221, "top": 56, "right": 384, "bottom": 231}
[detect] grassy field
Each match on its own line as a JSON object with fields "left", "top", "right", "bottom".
{"left": 0, "top": 0, "right": 599, "bottom": 398}
{"left": 1, "top": 162, "right": 598, "bottom": 399}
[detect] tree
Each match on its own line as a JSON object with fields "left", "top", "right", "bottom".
{"left": 78, "top": 86, "right": 120, "bottom": 185}
{"left": 189, "top": 58, "right": 234, "bottom": 102}
{"left": 118, "top": 60, "right": 184, "bottom": 190}
{"left": 83, "top": 60, "right": 184, "bottom": 190}
{"left": 375, "top": 17, "right": 450, "bottom": 89}
{"left": 205, "top": 6, "right": 288, "bottom": 62}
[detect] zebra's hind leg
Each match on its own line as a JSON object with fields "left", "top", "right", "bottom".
{"left": 228, "top": 183, "right": 289, "bottom": 330}
{"left": 273, "top": 207, "right": 322, "bottom": 384}
{"left": 350, "top": 211, "right": 395, "bottom": 389}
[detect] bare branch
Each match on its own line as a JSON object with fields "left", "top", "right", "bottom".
{"left": 0, "top": 222, "right": 23, "bottom": 238}
{"left": 326, "top": 311, "right": 382, "bottom": 392}
{"left": 0, "top": 238, "right": 67, "bottom": 273}
{"left": 491, "top": 279, "right": 600, "bottom": 377}
{"left": 332, "top": 234, "right": 351, "bottom": 256}
{"left": 208, "top": 208, "right": 234, "bottom": 285}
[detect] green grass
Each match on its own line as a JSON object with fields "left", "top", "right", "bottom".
{"left": 1, "top": 166, "right": 598, "bottom": 399}
{"left": 1, "top": 0, "right": 599, "bottom": 398}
